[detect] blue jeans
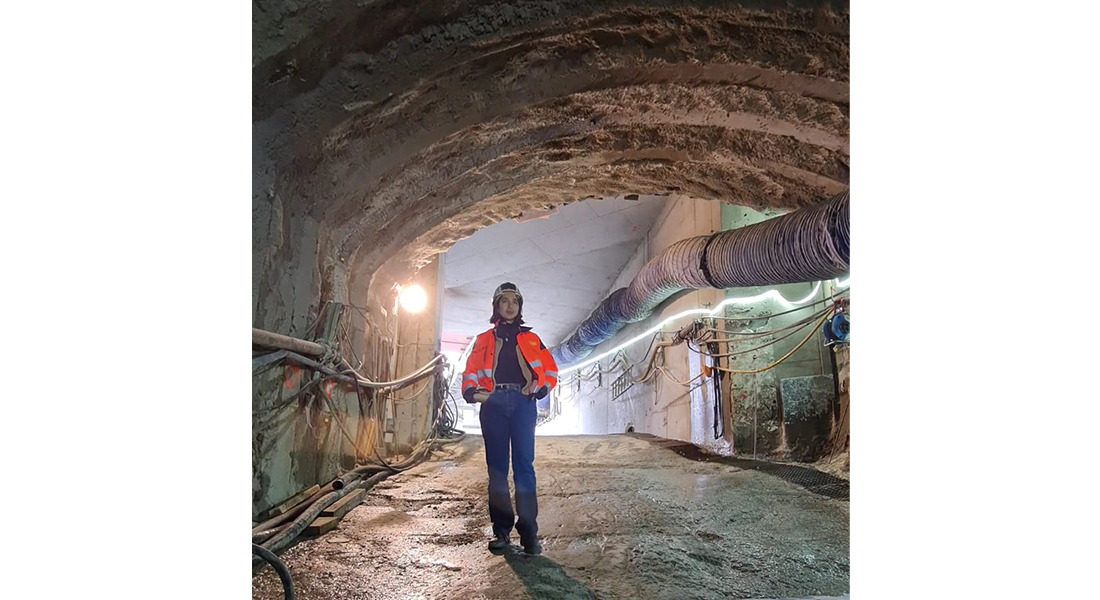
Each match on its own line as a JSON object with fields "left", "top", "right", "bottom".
{"left": 479, "top": 387, "right": 538, "bottom": 545}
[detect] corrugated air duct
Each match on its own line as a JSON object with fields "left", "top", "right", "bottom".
{"left": 550, "top": 190, "right": 850, "bottom": 366}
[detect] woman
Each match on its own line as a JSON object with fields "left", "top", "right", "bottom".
{"left": 462, "top": 282, "right": 559, "bottom": 555}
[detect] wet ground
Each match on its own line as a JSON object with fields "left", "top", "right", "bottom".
{"left": 253, "top": 434, "right": 849, "bottom": 600}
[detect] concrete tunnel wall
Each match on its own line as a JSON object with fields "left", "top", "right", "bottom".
{"left": 540, "top": 195, "right": 723, "bottom": 439}
{"left": 252, "top": 0, "right": 849, "bottom": 515}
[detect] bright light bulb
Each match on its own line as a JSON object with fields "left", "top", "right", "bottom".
{"left": 399, "top": 284, "right": 428, "bottom": 313}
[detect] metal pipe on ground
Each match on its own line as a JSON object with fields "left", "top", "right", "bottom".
{"left": 252, "top": 471, "right": 394, "bottom": 573}
{"left": 252, "top": 482, "right": 347, "bottom": 546}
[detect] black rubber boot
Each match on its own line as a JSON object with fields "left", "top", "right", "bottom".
{"left": 522, "top": 539, "right": 542, "bottom": 555}
{"left": 488, "top": 534, "right": 510, "bottom": 553}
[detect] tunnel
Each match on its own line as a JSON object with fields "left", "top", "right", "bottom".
{"left": 253, "top": 1, "right": 850, "bottom": 599}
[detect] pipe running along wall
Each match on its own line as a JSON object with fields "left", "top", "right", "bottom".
{"left": 551, "top": 190, "right": 850, "bottom": 366}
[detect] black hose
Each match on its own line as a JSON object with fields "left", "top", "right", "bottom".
{"left": 334, "top": 465, "right": 388, "bottom": 490}
{"left": 252, "top": 471, "right": 394, "bottom": 573}
{"left": 251, "top": 543, "right": 295, "bottom": 600}
{"left": 252, "top": 489, "right": 337, "bottom": 573}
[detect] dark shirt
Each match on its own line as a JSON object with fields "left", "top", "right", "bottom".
{"left": 492, "top": 321, "right": 526, "bottom": 385}
{"left": 464, "top": 320, "right": 534, "bottom": 403}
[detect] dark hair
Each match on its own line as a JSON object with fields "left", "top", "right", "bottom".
{"left": 489, "top": 296, "right": 525, "bottom": 325}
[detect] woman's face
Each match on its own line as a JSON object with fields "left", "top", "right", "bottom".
{"left": 497, "top": 292, "right": 520, "bottom": 321}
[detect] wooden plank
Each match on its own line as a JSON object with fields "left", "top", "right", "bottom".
{"left": 320, "top": 488, "right": 365, "bottom": 520}
{"left": 304, "top": 516, "right": 338, "bottom": 537}
{"left": 265, "top": 482, "right": 321, "bottom": 519}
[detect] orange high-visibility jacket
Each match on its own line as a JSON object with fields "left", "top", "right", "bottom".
{"left": 462, "top": 326, "right": 559, "bottom": 396}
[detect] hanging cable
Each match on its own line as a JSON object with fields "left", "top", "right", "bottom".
{"left": 711, "top": 313, "right": 832, "bottom": 375}
{"left": 690, "top": 309, "right": 832, "bottom": 358}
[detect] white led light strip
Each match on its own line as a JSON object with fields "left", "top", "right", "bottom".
{"left": 558, "top": 277, "right": 849, "bottom": 374}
